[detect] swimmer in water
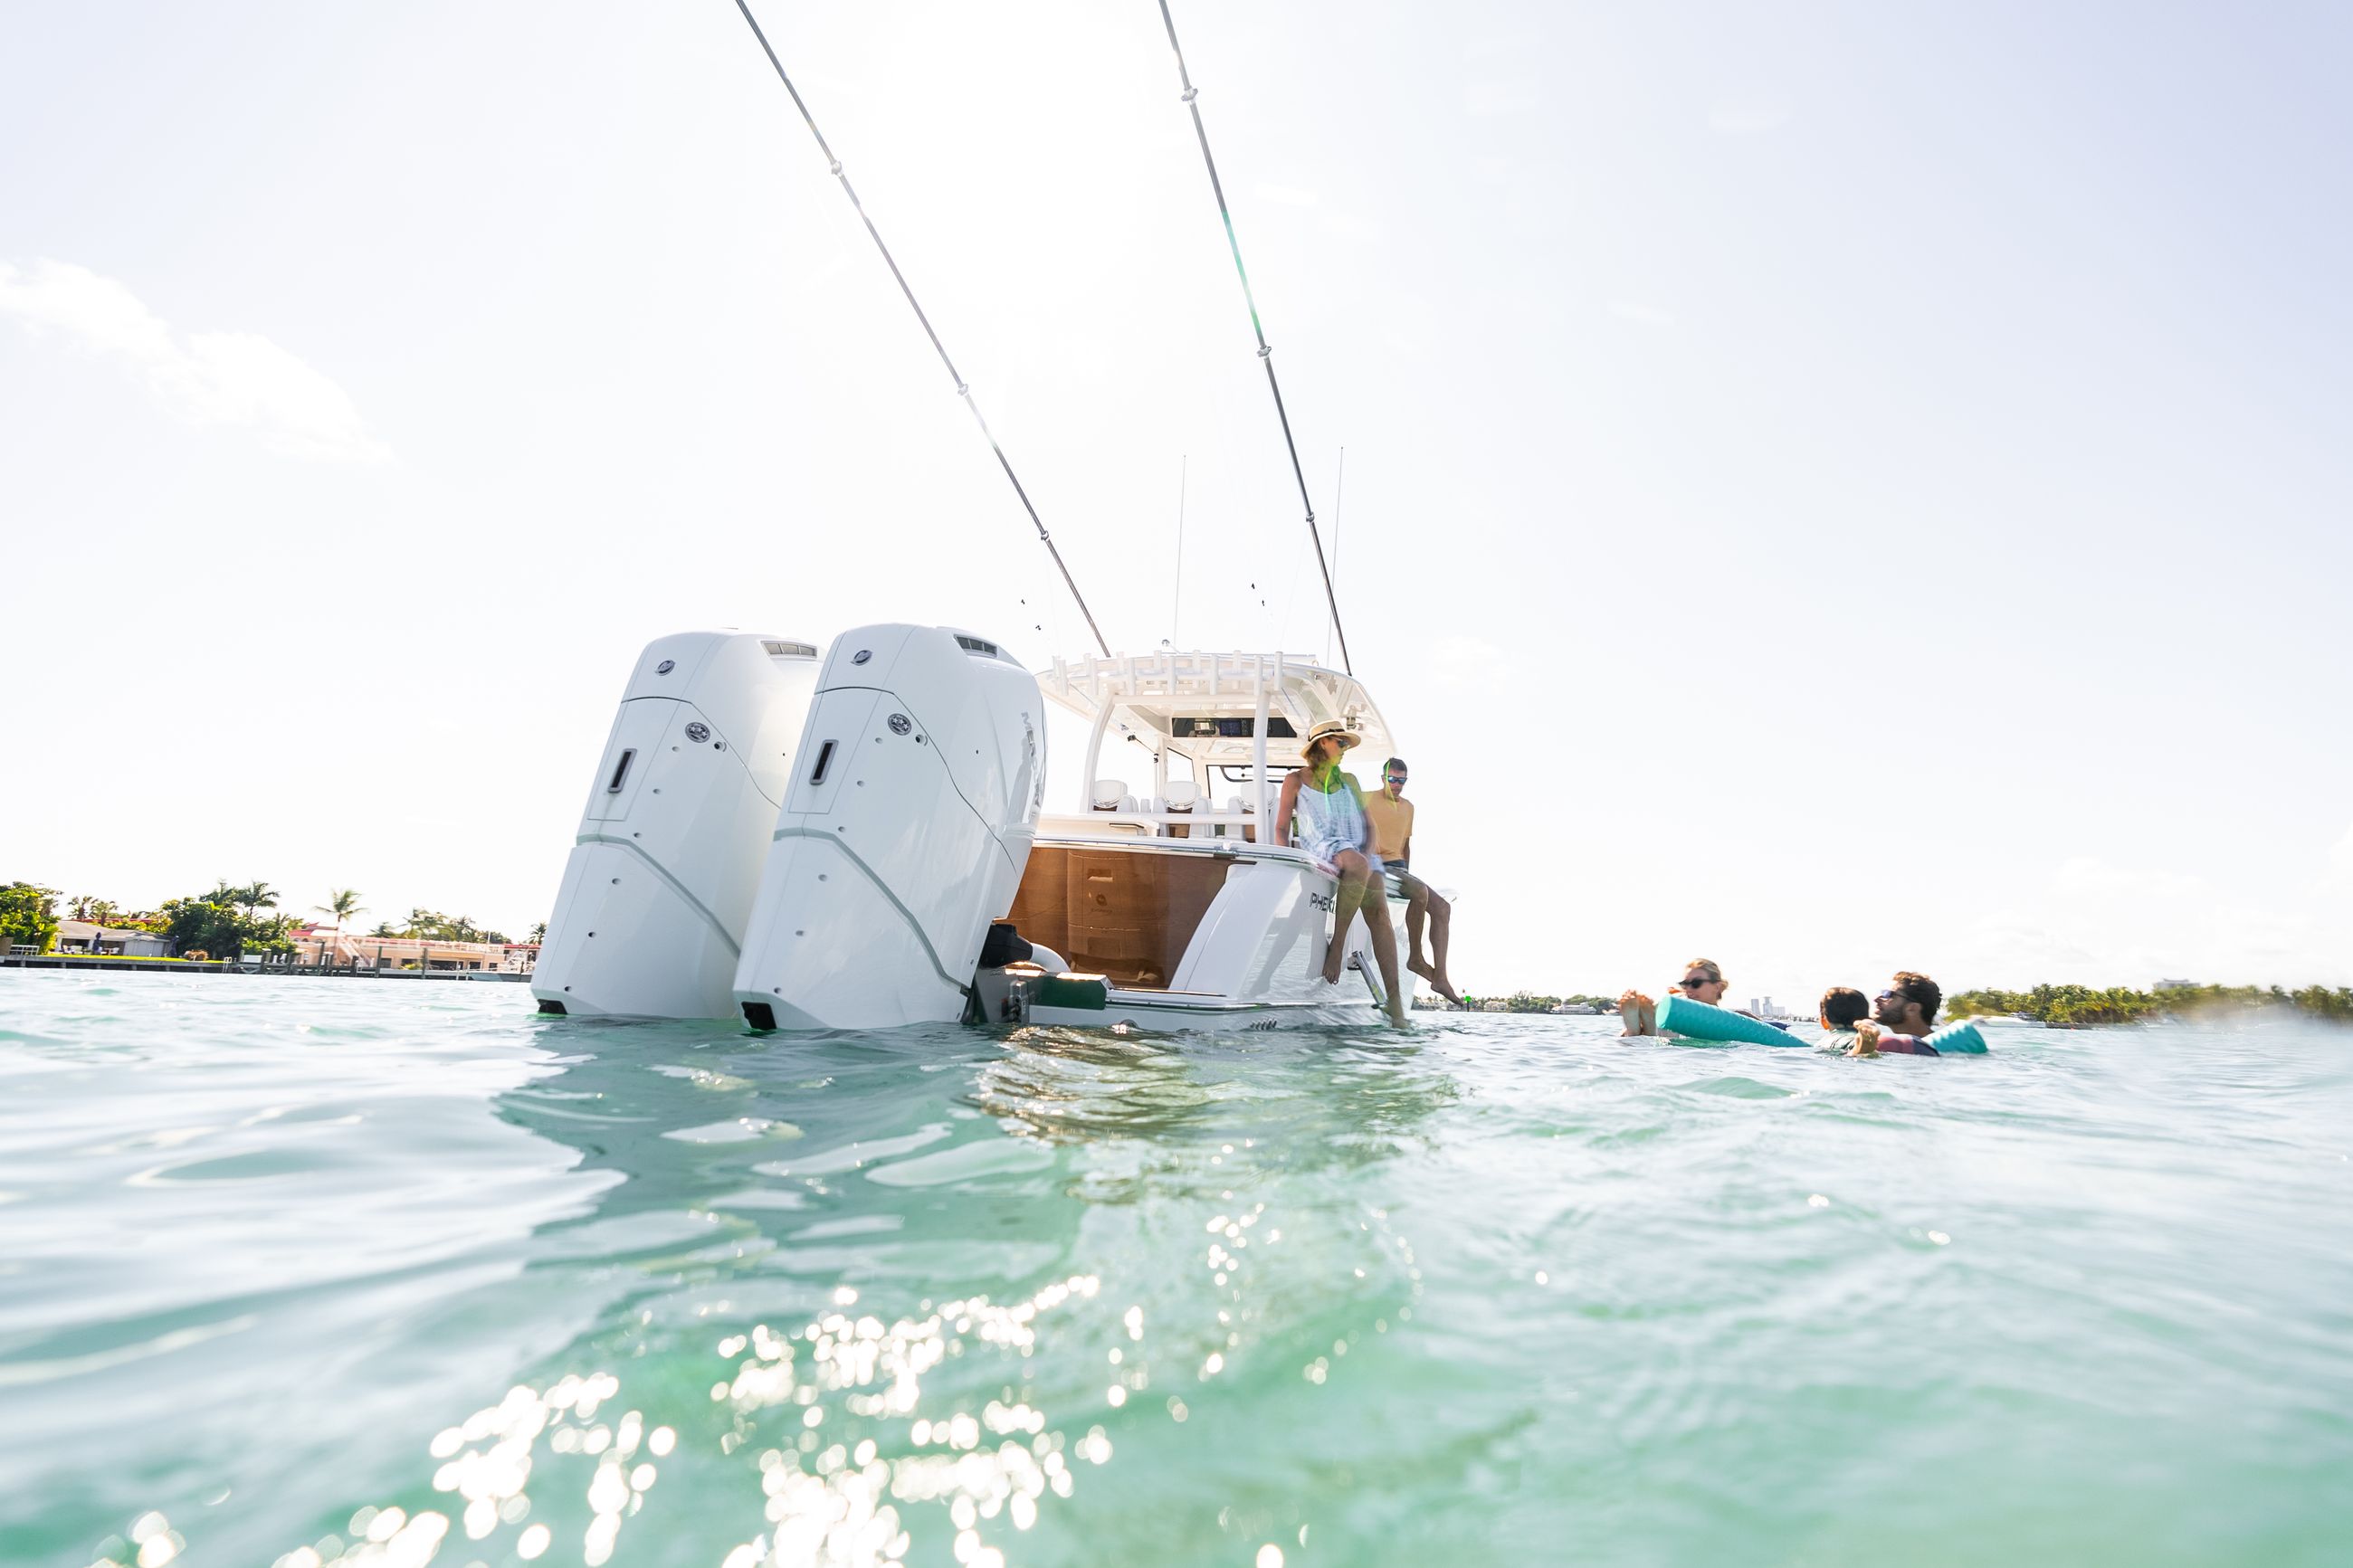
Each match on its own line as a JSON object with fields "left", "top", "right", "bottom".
{"left": 1617, "top": 957, "right": 1753, "bottom": 1037}
{"left": 1815, "top": 984, "right": 1872, "bottom": 1047}
{"left": 1846, "top": 972, "right": 1945, "bottom": 1055}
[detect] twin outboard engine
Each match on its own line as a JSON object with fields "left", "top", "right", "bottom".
{"left": 733, "top": 624, "right": 1046, "bottom": 1031}
{"left": 532, "top": 632, "right": 823, "bottom": 1019}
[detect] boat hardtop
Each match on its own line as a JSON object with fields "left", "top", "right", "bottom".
{"left": 1034, "top": 648, "right": 1393, "bottom": 842}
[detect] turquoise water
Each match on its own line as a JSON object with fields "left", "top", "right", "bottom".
{"left": 4, "top": 973, "right": 2349, "bottom": 1568}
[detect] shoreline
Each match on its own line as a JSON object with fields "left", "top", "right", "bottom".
{"left": 0, "top": 955, "right": 531, "bottom": 984}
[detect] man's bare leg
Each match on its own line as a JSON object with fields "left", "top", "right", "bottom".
{"left": 1424, "top": 891, "right": 1461, "bottom": 1003}
{"left": 1404, "top": 881, "right": 1437, "bottom": 985}
{"left": 1405, "top": 883, "right": 1431, "bottom": 969}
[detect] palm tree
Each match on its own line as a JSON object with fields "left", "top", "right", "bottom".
{"left": 314, "top": 889, "right": 364, "bottom": 968}
{"left": 234, "top": 881, "right": 280, "bottom": 916}
{"left": 529, "top": 921, "right": 548, "bottom": 944}
{"left": 69, "top": 895, "right": 96, "bottom": 922}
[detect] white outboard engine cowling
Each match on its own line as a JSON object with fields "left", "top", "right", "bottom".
{"left": 533, "top": 632, "right": 824, "bottom": 1019}
{"left": 733, "top": 624, "right": 1044, "bottom": 1031}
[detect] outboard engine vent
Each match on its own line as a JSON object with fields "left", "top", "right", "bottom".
{"left": 733, "top": 624, "right": 1045, "bottom": 1031}
{"left": 531, "top": 632, "right": 823, "bottom": 1020}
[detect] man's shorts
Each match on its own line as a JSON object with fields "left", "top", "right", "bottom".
{"left": 1386, "top": 866, "right": 1432, "bottom": 899}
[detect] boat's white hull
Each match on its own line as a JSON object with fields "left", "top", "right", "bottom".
{"left": 993, "top": 833, "right": 1411, "bottom": 1030}
{"left": 1024, "top": 986, "right": 1393, "bottom": 1032}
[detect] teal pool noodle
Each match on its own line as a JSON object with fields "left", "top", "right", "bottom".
{"left": 1654, "top": 995, "right": 1807, "bottom": 1046}
{"left": 1925, "top": 1021, "right": 1987, "bottom": 1055}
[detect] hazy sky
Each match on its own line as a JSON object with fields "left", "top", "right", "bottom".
{"left": 5, "top": 1, "right": 2348, "bottom": 1000}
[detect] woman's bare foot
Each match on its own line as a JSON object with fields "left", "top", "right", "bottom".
{"left": 1617, "top": 989, "right": 1658, "bottom": 1037}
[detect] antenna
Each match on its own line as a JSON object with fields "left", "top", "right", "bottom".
{"left": 1154, "top": 0, "right": 1352, "bottom": 675}
{"left": 727, "top": 0, "right": 1112, "bottom": 658}
{"left": 1172, "top": 455, "right": 1187, "bottom": 645}
{"left": 1328, "top": 445, "right": 1345, "bottom": 667}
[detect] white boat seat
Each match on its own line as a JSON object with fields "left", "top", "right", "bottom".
{"left": 1164, "top": 781, "right": 1198, "bottom": 812}
{"left": 1091, "top": 779, "right": 1126, "bottom": 811}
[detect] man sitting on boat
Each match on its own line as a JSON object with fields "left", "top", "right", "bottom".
{"left": 1272, "top": 719, "right": 1409, "bottom": 1023}
{"left": 1362, "top": 756, "right": 1462, "bottom": 1005}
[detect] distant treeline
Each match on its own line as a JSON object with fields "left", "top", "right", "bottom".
{"left": 1950, "top": 983, "right": 2353, "bottom": 1028}
{"left": 1455, "top": 993, "right": 1622, "bottom": 1013}
{"left": 3, "top": 880, "right": 537, "bottom": 960}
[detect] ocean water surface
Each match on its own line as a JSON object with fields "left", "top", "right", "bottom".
{"left": 2, "top": 971, "right": 2348, "bottom": 1567}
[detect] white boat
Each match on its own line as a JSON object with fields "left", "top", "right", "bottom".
{"left": 986, "top": 649, "right": 1411, "bottom": 1031}
{"left": 534, "top": 633, "right": 1418, "bottom": 1033}
{"left": 536, "top": 8, "right": 1436, "bottom": 1034}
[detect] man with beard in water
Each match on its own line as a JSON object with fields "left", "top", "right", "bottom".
{"left": 1847, "top": 971, "right": 1945, "bottom": 1055}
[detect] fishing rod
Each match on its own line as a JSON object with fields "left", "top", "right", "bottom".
{"left": 1153, "top": 0, "right": 1352, "bottom": 675}
{"left": 726, "top": 0, "right": 1112, "bottom": 659}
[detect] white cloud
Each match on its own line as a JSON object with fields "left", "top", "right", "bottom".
{"left": 1955, "top": 855, "right": 2348, "bottom": 986}
{"left": 1608, "top": 299, "right": 1680, "bottom": 328}
{"left": 1708, "top": 101, "right": 1790, "bottom": 137}
{"left": 2330, "top": 822, "right": 2353, "bottom": 875}
{"left": 0, "top": 258, "right": 388, "bottom": 462}
{"left": 2048, "top": 855, "right": 2205, "bottom": 901}
{"left": 1252, "top": 183, "right": 1319, "bottom": 209}
{"left": 1463, "top": 82, "right": 1538, "bottom": 118}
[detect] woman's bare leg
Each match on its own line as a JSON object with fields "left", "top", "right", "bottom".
{"left": 1321, "top": 851, "right": 1375, "bottom": 984}
{"left": 1365, "top": 886, "right": 1408, "bottom": 1023}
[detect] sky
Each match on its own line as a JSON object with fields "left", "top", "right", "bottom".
{"left": 4, "top": 0, "right": 2348, "bottom": 1001}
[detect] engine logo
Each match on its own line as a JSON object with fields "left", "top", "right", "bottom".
{"left": 685, "top": 721, "right": 711, "bottom": 743}
{"left": 852, "top": 649, "right": 872, "bottom": 664}
{"left": 655, "top": 659, "right": 675, "bottom": 675}
{"left": 888, "top": 714, "right": 912, "bottom": 736}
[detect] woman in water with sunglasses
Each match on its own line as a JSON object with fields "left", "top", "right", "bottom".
{"left": 1616, "top": 957, "right": 1754, "bottom": 1037}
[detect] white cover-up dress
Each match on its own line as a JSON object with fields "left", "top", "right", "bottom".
{"left": 1293, "top": 774, "right": 1382, "bottom": 876}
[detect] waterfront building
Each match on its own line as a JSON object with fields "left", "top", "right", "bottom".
{"left": 51, "top": 921, "right": 175, "bottom": 958}
{"left": 291, "top": 926, "right": 538, "bottom": 974}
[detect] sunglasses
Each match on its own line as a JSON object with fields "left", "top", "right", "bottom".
{"left": 1683, "top": 974, "right": 1719, "bottom": 988}
{"left": 1384, "top": 774, "right": 1407, "bottom": 784}
{"left": 1876, "top": 990, "right": 1900, "bottom": 1003}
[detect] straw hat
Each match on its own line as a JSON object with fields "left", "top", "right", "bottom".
{"left": 1300, "top": 718, "right": 1361, "bottom": 759}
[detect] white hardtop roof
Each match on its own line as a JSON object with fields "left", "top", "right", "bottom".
{"left": 1037, "top": 650, "right": 1395, "bottom": 771}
